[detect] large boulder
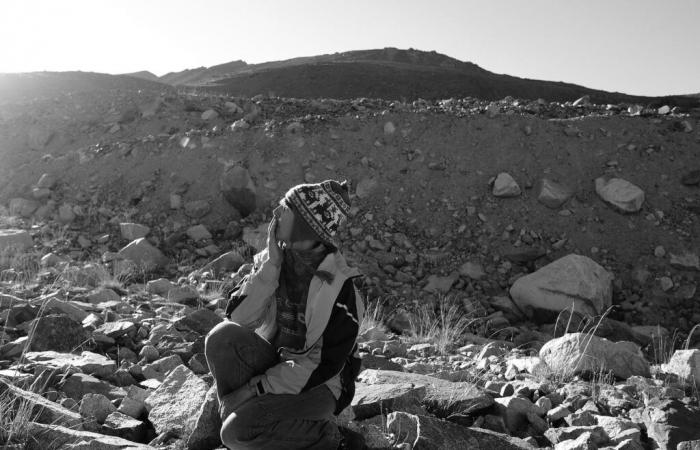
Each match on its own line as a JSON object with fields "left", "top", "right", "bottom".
{"left": 220, "top": 165, "right": 256, "bottom": 217}
{"left": 509, "top": 254, "right": 613, "bottom": 318}
{"left": 187, "top": 384, "right": 222, "bottom": 450}
{"left": 386, "top": 412, "right": 535, "bottom": 449}
{"left": 662, "top": 350, "right": 700, "bottom": 389}
{"left": 632, "top": 399, "right": 700, "bottom": 449}
{"left": 144, "top": 365, "right": 210, "bottom": 441}
{"left": 26, "top": 314, "right": 89, "bottom": 352}
{"left": 117, "top": 238, "right": 167, "bottom": 270}
{"left": 0, "top": 229, "right": 33, "bottom": 252}
{"left": 539, "top": 333, "right": 650, "bottom": 379}
{"left": 595, "top": 177, "right": 645, "bottom": 213}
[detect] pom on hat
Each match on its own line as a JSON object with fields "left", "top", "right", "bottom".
{"left": 283, "top": 179, "right": 351, "bottom": 248}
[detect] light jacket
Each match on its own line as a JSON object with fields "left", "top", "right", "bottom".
{"left": 226, "top": 247, "right": 364, "bottom": 414}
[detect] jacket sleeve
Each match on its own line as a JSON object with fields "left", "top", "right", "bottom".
{"left": 259, "top": 277, "right": 360, "bottom": 395}
{"left": 226, "top": 250, "right": 280, "bottom": 330}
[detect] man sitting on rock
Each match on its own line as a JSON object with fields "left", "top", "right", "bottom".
{"left": 205, "top": 180, "right": 366, "bottom": 450}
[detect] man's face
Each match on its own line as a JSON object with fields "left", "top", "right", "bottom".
{"left": 272, "top": 200, "right": 294, "bottom": 245}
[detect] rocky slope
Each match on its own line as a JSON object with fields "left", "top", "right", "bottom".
{"left": 0, "top": 72, "right": 699, "bottom": 449}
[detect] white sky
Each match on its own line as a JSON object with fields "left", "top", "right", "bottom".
{"left": 0, "top": 0, "right": 698, "bottom": 96}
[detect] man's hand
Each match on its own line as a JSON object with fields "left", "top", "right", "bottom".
{"left": 219, "top": 384, "right": 256, "bottom": 420}
{"left": 267, "top": 217, "right": 283, "bottom": 266}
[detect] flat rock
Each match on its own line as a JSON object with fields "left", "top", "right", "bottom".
{"left": 423, "top": 273, "right": 458, "bottom": 293}
{"left": 142, "top": 354, "right": 182, "bottom": 381}
{"left": 545, "top": 426, "right": 608, "bottom": 445}
{"left": 61, "top": 373, "right": 127, "bottom": 401}
{"left": 387, "top": 412, "right": 535, "bottom": 449}
{"left": 595, "top": 177, "right": 645, "bottom": 213}
{"left": 26, "top": 421, "right": 154, "bottom": 449}
{"left": 87, "top": 288, "right": 121, "bottom": 304}
{"left": 352, "top": 383, "right": 427, "bottom": 419}
{"left": 539, "top": 333, "right": 650, "bottom": 379}
{"left": 95, "top": 321, "right": 136, "bottom": 339}
{"left": 0, "top": 378, "right": 82, "bottom": 428}
{"left": 661, "top": 349, "right": 700, "bottom": 389}
{"left": 117, "top": 238, "right": 167, "bottom": 270}
{"left": 0, "top": 228, "right": 33, "bottom": 252}
{"left": 360, "top": 353, "right": 405, "bottom": 371}
{"left": 357, "top": 369, "right": 493, "bottom": 417}
{"left": 144, "top": 364, "right": 209, "bottom": 440}
{"left": 39, "top": 296, "right": 90, "bottom": 322}
{"left": 460, "top": 261, "right": 486, "bottom": 280}
{"left": 186, "top": 224, "right": 212, "bottom": 241}
{"left": 103, "top": 411, "right": 147, "bottom": 442}
{"left": 669, "top": 252, "right": 700, "bottom": 271}
{"left": 23, "top": 351, "right": 116, "bottom": 378}
{"left": 184, "top": 200, "right": 211, "bottom": 219}
{"left": 119, "top": 223, "right": 150, "bottom": 241}
{"left": 174, "top": 308, "right": 222, "bottom": 335}
{"left": 510, "top": 254, "right": 613, "bottom": 318}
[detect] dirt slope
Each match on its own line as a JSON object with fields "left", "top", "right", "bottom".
{"left": 0, "top": 73, "right": 698, "bottom": 338}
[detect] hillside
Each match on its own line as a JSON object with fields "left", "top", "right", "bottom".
{"left": 158, "top": 48, "right": 700, "bottom": 108}
{"left": 0, "top": 72, "right": 699, "bottom": 449}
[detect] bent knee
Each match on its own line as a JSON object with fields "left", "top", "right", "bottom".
{"left": 205, "top": 321, "right": 249, "bottom": 356}
{"left": 220, "top": 412, "right": 258, "bottom": 447}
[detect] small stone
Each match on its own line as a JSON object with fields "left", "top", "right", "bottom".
{"left": 79, "top": 393, "right": 116, "bottom": 425}
{"left": 654, "top": 246, "right": 666, "bottom": 258}
{"left": 595, "top": 177, "right": 645, "bottom": 213}
{"left": 186, "top": 224, "right": 212, "bottom": 242}
{"left": 493, "top": 173, "right": 521, "bottom": 197}
{"left": 659, "top": 276, "right": 674, "bottom": 292}
{"left": 139, "top": 345, "right": 159, "bottom": 363}
{"left": 201, "top": 109, "right": 219, "bottom": 120}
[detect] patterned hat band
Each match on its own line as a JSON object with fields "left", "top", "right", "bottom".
{"left": 284, "top": 180, "right": 351, "bottom": 247}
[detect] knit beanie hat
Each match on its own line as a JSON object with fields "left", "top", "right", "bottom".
{"left": 282, "top": 180, "right": 351, "bottom": 248}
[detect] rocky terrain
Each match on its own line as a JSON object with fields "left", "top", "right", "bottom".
{"left": 0, "top": 71, "right": 699, "bottom": 449}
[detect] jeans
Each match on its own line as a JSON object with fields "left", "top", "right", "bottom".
{"left": 204, "top": 321, "right": 341, "bottom": 449}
